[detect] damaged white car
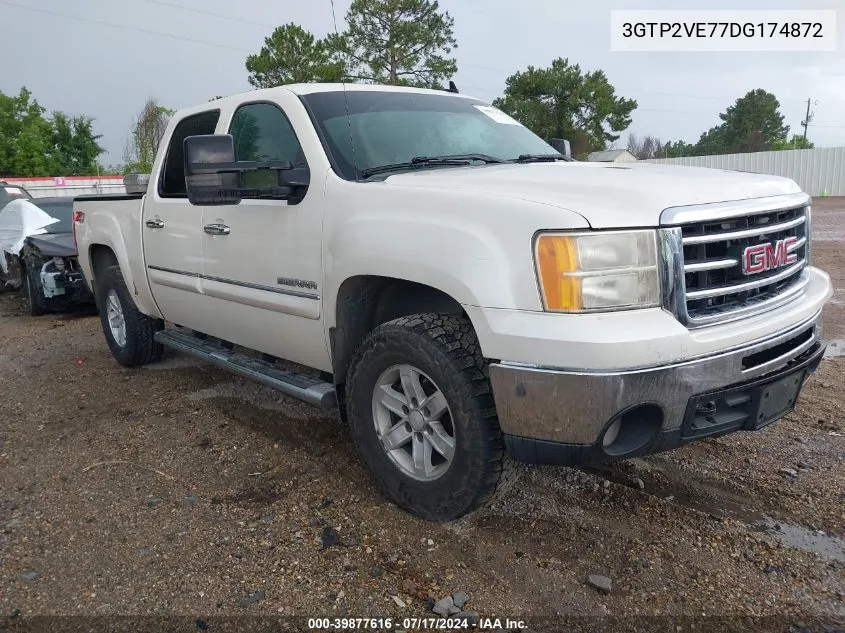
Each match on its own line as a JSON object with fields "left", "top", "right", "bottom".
{"left": 0, "top": 197, "right": 94, "bottom": 315}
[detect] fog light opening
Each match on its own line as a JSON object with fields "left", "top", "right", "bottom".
{"left": 601, "top": 404, "right": 663, "bottom": 457}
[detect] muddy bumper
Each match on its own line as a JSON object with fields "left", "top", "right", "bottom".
{"left": 489, "top": 312, "right": 826, "bottom": 466}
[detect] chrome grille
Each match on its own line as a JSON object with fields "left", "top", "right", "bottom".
{"left": 662, "top": 197, "right": 811, "bottom": 327}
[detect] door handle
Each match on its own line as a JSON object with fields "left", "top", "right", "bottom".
{"left": 204, "top": 223, "right": 231, "bottom": 236}
{"left": 145, "top": 218, "right": 165, "bottom": 229}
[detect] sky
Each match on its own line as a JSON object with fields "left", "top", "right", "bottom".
{"left": 1, "top": 0, "right": 843, "bottom": 165}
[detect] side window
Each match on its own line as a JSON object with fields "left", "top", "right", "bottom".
{"left": 159, "top": 110, "right": 221, "bottom": 197}
{"left": 229, "top": 103, "right": 306, "bottom": 190}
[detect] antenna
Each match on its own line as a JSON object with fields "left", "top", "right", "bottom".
{"left": 330, "top": 0, "right": 359, "bottom": 178}
{"left": 447, "top": 81, "right": 459, "bottom": 94}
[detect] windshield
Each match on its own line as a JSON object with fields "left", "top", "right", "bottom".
{"left": 301, "top": 90, "right": 557, "bottom": 180}
{"left": 33, "top": 198, "right": 74, "bottom": 233}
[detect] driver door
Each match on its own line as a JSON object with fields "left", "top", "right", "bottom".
{"left": 187, "top": 97, "right": 328, "bottom": 370}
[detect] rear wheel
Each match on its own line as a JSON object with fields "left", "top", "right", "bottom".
{"left": 346, "top": 314, "right": 504, "bottom": 521}
{"left": 23, "top": 265, "right": 47, "bottom": 317}
{"left": 95, "top": 265, "right": 164, "bottom": 366}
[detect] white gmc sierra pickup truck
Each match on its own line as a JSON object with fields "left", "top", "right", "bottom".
{"left": 73, "top": 83, "right": 832, "bottom": 521}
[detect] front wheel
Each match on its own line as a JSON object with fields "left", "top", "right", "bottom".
{"left": 345, "top": 314, "right": 504, "bottom": 521}
{"left": 95, "top": 265, "right": 164, "bottom": 366}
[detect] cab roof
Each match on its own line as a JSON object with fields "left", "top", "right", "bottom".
{"left": 183, "top": 83, "right": 481, "bottom": 117}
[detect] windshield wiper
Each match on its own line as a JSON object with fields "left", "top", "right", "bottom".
{"left": 414, "top": 153, "right": 507, "bottom": 164}
{"left": 360, "top": 154, "right": 507, "bottom": 179}
{"left": 513, "top": 154, "right": 573, "bottom": 163}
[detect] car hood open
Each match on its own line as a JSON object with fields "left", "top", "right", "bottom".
{"left": 24, "top": 232, "right": 77, "bottom": 258}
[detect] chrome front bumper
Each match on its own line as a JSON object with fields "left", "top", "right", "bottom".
{"left": 488, "top": 310, "right": 824, "bottom": 447}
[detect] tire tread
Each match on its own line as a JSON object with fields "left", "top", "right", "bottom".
{"left": 96, "top": 265, "right": 163, "bottom": 366}
{"left": 23, "top": 265, "right": 47, "bottom": 317}
{"left": 346, "top": 313, "right": 504, "bottom": 521}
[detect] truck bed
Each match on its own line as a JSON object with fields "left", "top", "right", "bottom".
{"left": 73, "top": 193, "right": 161, "bottom": 319}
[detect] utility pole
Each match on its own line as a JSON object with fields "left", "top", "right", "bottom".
{"left": 801, "top": 98, "right": 815, "bottom": 145}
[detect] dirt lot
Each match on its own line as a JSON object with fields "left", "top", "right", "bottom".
{"left": 1, "top": 199, "right": 844, "bottom": 632}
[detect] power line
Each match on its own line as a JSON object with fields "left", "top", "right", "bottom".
{"left": 460, "top": 72, "right": 763, "bottom": 104}
{"left": 458, "top": 66, "right": 815, "bottom": 105}
{"left": 0, "top": 0, "right": 253, "bottom": 53}
{"left": 129, "top": 2, "right": 810, "bottom": 108}
{"left": 141, "top": 0, "right": 274, "bottom": 28}
{"left": 36, "top": 3, "right": 795, "bottom": 108}
{"left": 4, "top": 0, "right": 843, "bottom": 132}
{"left": 51, "top": 0, "right": 816, "bottom": 108}
{"left": 443, "top": 91, "right": 845, "bottom": 130}
{"left": 460, "top": 62, "right": 513, "bottom": 74}
{"left": 129, "top": 0, "right": 542, "bottom": 83}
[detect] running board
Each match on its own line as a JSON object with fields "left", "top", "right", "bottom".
{"left": 154, "top": 329, "right": 337, "bottom": 410}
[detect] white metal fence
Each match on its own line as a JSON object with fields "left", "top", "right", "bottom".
{"left": 2, "top": 176, "right": 126, "bottom": 199}
{"left": 644, "top": 147, "right": 845, "bottom": 197}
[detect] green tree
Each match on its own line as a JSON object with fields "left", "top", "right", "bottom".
{"left": 246, "top": 23, "right": 343, "bottom": 88}
{"left": 124, "top": 98, "right": 174, "bottom": 174}
{"left": 493, "top": 58, "right": 637, "bottom": 153}
{"left": 665, "top": 139, "right": 697, "bottom": 158}
{"left": 48, "top": 111, "right": 74, "bottom": 174}
{"left": 666, "top": 89, "right": 793, "bottom": 158}
{"left": 48, "top": 112, "right": 104, "bottom": 175}
{"left": 328, "top": 0, "right": 457, "bottom": 87}
{"left": 0, "top": 87, "right": 103, "bottom": 177}
{"left": 690, "top": 125, "right": 727, "bottom": 156}
{"left": 66, "top": 115, "right": 104, "bottom": 174}
{"left": 12, "top": 118, "right": 51, "bottom": 177}
{"left": 0, "top": 87, "right": 50, "bottom": 176}
{"left": 713, "top": 89, "right": 789, "bottom": 153}
{"left": 773, "top": 134, "right": 814, "bottom": 150}
{"left": 96, "top": 164, "right": 124, "bottom": 176}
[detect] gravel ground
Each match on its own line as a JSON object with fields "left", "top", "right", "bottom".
{"left": 1, "top": 199, "right": 844, "bottom": 632}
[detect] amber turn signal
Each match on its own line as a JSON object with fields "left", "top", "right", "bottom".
{"left": 535, "top": 234, "right": 582, "bottom": 311}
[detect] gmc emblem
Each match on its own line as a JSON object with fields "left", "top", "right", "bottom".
{"left": 742, "top": 237, "right": 799, "bottom": 275}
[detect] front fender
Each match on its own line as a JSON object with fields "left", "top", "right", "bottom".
{"left": 322, "top": 179, "right": 590, "bottom": 327}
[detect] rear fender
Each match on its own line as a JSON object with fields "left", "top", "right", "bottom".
{"left": 84, "top": 216, "right": 162, "bottom": 319}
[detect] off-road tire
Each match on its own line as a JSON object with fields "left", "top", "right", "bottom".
{"left": 346, "top": 313, "right": 504, "bottom": 521}
{"left": 95, "top": 264, "right": 164, "bottom": 366}
{"left": 23, "top": 265, "right": 47, "bottom": 317}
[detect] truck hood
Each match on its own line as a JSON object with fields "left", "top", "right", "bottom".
{"left": 381, "top": 162, "right": 803, "bottom": 228}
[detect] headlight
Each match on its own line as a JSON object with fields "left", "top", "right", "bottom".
{"left": 534, "top": 230, "right": 660, "bottom": 312}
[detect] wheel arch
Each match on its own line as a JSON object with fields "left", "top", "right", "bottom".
{"left": 87, "top": 242, "right": 162, "bottom": 318}
{"left": 329, "top": 275, "right": 476, "bottom": 414}
{"left": 88, "top": 244, "right": 119, "bottom": 302}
